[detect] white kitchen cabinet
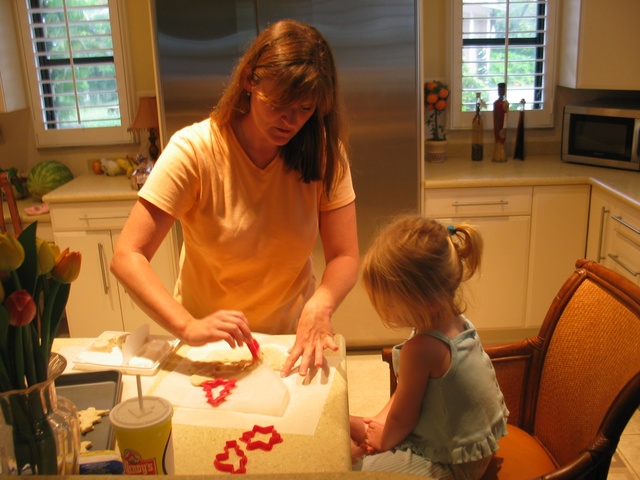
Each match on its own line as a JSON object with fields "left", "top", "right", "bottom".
{"left": 424, "top": 186, "right": 533, "bottom": 333}
{"left": 587, "top": 188, "right": 640, "bottom": 285}
{"left": 558, "top": 0, "right": 640, "bottom": 90}
{"left": 525, "top": 185, "right": 590, "bottom": 327}
{"left": 424, "top": 184, "right": 590, "bottom": 342}
{"left": 50, "top": 200, "right": 179, "bottom": 337}
{"left": 0, "top": 0, "right": 26, "bottom": 112}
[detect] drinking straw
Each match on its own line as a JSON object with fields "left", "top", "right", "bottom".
{"left": 136, "top": 374, "right": 144, "bottom": 411}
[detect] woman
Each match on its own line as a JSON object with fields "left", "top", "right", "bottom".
{"left": 111, "top": 20, "right": 359, "bottom": 377}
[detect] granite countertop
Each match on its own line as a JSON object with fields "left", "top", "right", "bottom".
{"left": 43, "top": 174, "right": 138, "bottom": 204}
{"left": 53, "top": 335, "right": 352, "bottom": 476}
{"left": 424, "top": 155, "right": 640, "bottom": 209}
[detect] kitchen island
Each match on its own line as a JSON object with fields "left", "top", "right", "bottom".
{"left": 53, "top": 334, "right": 352, "bottom": 476}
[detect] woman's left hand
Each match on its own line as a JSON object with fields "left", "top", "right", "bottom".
{"left": 280, "top": 301, "right": 338, "bottom": 376}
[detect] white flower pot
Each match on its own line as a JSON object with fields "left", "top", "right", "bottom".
{"left": 425, "top": 139, "right": 447, "bottom": 163}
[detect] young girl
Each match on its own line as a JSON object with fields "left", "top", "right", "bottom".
{"left": 350, "top": 215, "right": 508, "bottom": 479}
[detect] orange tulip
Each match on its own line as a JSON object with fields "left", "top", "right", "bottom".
{"left": 52, "top": 248, "right": 82, "bottom": 284}
{"left": 4, "top": 290, "right": 36, "bottom": 327}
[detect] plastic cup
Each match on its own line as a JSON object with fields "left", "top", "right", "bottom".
{"left": 109, "top": 396, "right": 174, "bottom": 475}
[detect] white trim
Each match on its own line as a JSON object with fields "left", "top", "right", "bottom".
{"left": 449, "top": 0, "right": 558, "bottom": 131}
{"left": 14, "top": 0, "right": 136, "bottom": 148}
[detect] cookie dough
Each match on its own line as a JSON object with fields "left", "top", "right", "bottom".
{"left": 78, "top": 407, "right": 110, "bottom": 434}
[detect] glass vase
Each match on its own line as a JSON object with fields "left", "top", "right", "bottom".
{"left": 0, "top": 353, "right": 80, "bottom": 475}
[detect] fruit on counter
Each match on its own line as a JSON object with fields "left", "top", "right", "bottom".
{"left": 91, "top": 160, "right": 103, "bottom": 175}
{"left": 116, "top": 157, "right": 136, "bottom": 178}
{"left": 100, "top": 158, "right": 124, "bottom": 176}
{"left": 26, "top": 160, "right": 74, "bottom": 201}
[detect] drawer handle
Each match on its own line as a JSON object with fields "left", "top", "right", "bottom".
{"left": 79, "top": 214, "right": 130, "bottom": 221}
{"left": 451, "top": 200, "right": 509, "bottom": 207}
{"left": 610, "top": 215, "right": 640, "bottom": 235}
{"left": 608, "top": 254, "right": 640, "bottom": 277}
{"left": 98, "top": 242, "right": 110, "bottom": 294}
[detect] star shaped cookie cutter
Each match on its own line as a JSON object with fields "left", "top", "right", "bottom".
{"left": 213, "top": 440, "right": 247, "bottom": 474}
{"left": 239, "top": 424, "right": 283, "bottom": 451}
{"left": 201, "top": 378, "right": 237, "bottom": 407}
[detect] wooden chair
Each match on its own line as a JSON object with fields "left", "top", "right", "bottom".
{"left": 381, "top": 259, "right": 640, "bottom": 479}
{"left": 0, "top": 172, "right": 23, "bottom": 235}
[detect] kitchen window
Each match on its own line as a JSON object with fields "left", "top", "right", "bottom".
{"left": 14, "top": 0, "right": 134, "bottom": 147}
{"left": 450, "top": 0, "right": 558, "bottom": 130}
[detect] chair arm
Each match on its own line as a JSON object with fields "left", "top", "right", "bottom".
{"left": 484, "top": 340, "right": 536, "bottom": 428}
{"left": 381, "top": 347, "right": 397, "bottom": 395}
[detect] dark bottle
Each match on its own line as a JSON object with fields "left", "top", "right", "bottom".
{"left": 513, "top": 99, "right": 526, "bottom": 160}
{"left": 472, "top": 92, "right": 484, "bottom": 161}
{"left": 492, "top": 83, "right": 509, "bottom": 162}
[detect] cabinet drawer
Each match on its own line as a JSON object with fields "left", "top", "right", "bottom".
{"left": 50, "top": 201, "right": 135, "bottom": 231}
{"left": 610, "top": 203, "right": 640, "bottom": 246}
{"left": 424, "top": 186, "right": 532, "bottom": 217}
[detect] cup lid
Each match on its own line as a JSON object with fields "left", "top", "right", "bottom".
{"left": 109, "top": 396, "right": 173, "bottom": 430}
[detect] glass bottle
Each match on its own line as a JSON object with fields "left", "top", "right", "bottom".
{"left": 472, "top": 92, "right": 484, "bottom": 161}
{"left": 492, "top": 83, "right": 509, "bottom": 162}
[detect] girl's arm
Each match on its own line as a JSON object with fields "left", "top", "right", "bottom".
{"left": 366, "top": 335, "right": 444, "bottom": 452}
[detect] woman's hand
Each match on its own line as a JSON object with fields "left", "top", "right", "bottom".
{"left": 280, "top": 300, "right": 338, "bottom": 377}
{"left": 181, "top": 309, "right": 254, "bottom": 348}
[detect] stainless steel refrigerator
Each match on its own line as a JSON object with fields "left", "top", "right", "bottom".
{"left": 151, "top": 0, "right": 422, "bottom": 347}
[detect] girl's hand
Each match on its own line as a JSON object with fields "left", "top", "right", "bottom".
{"left": 181, "top": 309, "right": 253, "bottom": 348}
{"left": 363, "top": 418, "right": 385, "bottom": 453}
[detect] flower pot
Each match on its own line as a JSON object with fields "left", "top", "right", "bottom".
{"left": 0, "top": 353, "right": 80, "bottom": 475}
{"left": 425, "top": 139, "right": 448, "bottom": 163}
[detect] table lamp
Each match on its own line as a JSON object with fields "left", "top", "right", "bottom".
{"left": 129, "top": 96, "right": 160, "bottom": 161}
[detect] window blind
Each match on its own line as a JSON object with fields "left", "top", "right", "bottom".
{"left": 24, "top": 0, "right": 121, "bottom": 130}
{"left": 461, "top": 0, "right": 548, "bottom": 112}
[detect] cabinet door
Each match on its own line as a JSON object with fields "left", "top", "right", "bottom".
{"left": 54, "top": 230, "right": 124, "bottom": 336}
{"left": 113, "top": 229, "right": 179, "bottom": 335}
{"left": 526, "top": 185, "right": 590, "bottom": 327}
{"left": 441, "top": 215, "right": 531, "bottom": 330}
{"left": 558, "top": 0, "right": 640, "bottom": 89}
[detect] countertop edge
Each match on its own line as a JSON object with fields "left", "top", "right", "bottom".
{"left": 423, "top": 156, "right": 640, "bottom": 210}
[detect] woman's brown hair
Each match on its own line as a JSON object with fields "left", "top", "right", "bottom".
{"left": 212, "top": 19, "right": 349, "bottom": 199}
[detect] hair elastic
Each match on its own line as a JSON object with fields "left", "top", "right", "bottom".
{"left": 447, "top": 225, "right": 456, "bottom": 235}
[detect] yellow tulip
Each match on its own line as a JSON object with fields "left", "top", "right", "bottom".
{"left": 36, "top": 238, "right": 57, "bottom": 275}
{"left": 0, "top": 233, "right": 25, "bottom": 271}
{"left": 52, "top": 248, "right": 82, "bottom": 284}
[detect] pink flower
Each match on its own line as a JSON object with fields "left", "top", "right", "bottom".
{"left": 3, "top": 290, "right": 37, "bottom": 327}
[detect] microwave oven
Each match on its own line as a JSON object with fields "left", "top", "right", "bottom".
{"left": 562, "top": 100, "right": 640, "bottom": 171}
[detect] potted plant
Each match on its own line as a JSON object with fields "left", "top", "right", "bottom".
{"left": 0, "top": 223, "right": 82, "bottom": 474}
{"left": 424, "top": 80, "right": 450, "bottom": 162}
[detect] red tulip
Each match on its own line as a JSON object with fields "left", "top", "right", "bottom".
{"left": 4, "top": 290, "right": 36, "bottom": 327}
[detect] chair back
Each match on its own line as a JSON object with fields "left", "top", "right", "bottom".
{"left": 526, "top": 259, "right": 640, "bottom": 469}
{"left": 0, "top": 172, "right": 23, "bottom": 235}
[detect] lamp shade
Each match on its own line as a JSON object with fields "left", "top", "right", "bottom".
{"left": 128, "top": 96, "right": 159, "bottom": 131}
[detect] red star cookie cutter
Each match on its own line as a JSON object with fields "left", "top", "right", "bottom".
{"left": 213, "top": 440, "right": 247, "bottom": 474}
{"left": 247, "top": 337, "right": 261, "bottom": 360}
{"left": 239, "top": 424, "right": 283, "bottom": 451}
{"left": 201, "top": 378, "right": 237, "bottom": 407}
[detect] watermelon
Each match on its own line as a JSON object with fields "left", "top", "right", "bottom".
{"left": 27, "top": 161, "right": 74, "bottom": 201}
